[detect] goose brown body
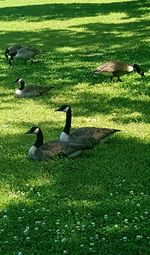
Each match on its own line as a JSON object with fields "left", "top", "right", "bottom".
{"left": 94, "top": 60, "right": 144, "bottom": 81}
{"left": 56, "top": 105, "right": 120, "bottom": 147}
{"left": 25, "top": 126, "right": 93, "bottom": 161}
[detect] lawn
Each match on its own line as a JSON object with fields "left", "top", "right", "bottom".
{"left": 0, "top": 0, "right": 150, "bottom": 254}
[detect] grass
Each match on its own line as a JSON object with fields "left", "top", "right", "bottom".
{"left": 0, "top": 0, "right": 150, "bottom": 254}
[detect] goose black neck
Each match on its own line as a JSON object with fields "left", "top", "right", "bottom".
{"left": 34, "top": 129, "right": 43, "bottom": 148}
{"left": 63, "top": 107, "right": 71, "bottom": 135}
{"left": 19, "top": 80, "right": 25, "bottom": 90}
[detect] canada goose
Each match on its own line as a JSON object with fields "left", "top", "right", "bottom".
{"left": 5, "top": 45, "right": 42, "bottom": 65}
{"left": 5, "top": 44, "right": 22, "bottom": 65}
{"left": 56, "top": 105, "right": 120, "bottom": 146}
{"left": 25, "top": 126, "right": 93, "bottom": 161}
{"left": 15, "top": 78, "right": 54, "bottom": 98}
{"left": 94, "top": 60, "right": 145, "bottom": 81}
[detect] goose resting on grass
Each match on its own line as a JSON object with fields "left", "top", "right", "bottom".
{"left": 25, "top": 126, "right": 94, "bottom": 161}
{"left": 15, "top": 78, "right": 54, "bottom": 98}
{"left": 56, "top": 105, "right": 120, "bottom": 147}
{"left": 94, "top": 60, "right": 145, "bottom": 82}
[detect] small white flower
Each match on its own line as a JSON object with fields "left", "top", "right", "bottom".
{"left": 14, "top": 236, "right": 18, "bottom": 240}
{"left": 3, "top": 215, "right": 8, "bottom": 219}
{"left": 26, "top": 237, "right": 30, "bottom": 241}
{"left": 34, "top": 227, "right": 39, "bottom": 231}
{"left": 124, "top": 219, "right": 128, "bottom": 223}
{"left": 90, "top": 242, "right": 94, "bottom": 246}
{"left": 65, "top": 224, "right": 68, "bottom": 228}
{"left": 61, "top": 238, "right": 67, "bottom": 243}
{"left": 30, "top": 187, "right": 33, "bottom": 191}
{"left": 17, "top": 252, "right": 23, "bottom": 255}
{"left": 80, "top": 244, "right": 84, "bottom": 248}
{"left": 91, "top": 222, "right": 95, "bottom": 226}
{"left": 136, "top": 235, "right": 143, "bottom": 240}
{"left": 123, "top": 236, "right": 127, "bottom": 241}
{"left": 63, "top": 250, "right": 68, "bottom": 254}
{"left": 104, "top": 215, "right": 108, "bottom": 219}
{"left": 114, "top": 224, "right": 118, "bottom": 228}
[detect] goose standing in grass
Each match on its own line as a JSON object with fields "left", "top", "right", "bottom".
{"left": 56, "top": 105, "right": 120, "bottom": 146}
{"left": 94, "top": 60, "right": 145, "bottom": 81}
{"left": 15, "top": 78, "right": 54, "bottom": 98}
{"left": 5, "top": 44, "right": 42, "bottom": 65}
{"left": 25, "top": 126, "right": 94, "bottom": 161}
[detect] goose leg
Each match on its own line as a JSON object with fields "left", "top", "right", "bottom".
{"left": 117, "top": 77, "right": 122, "bottom": 82}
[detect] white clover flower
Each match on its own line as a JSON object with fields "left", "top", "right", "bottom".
{"left": 34, "top": 227, "right": 39, "bottom": 231}
{"left": 104, "top": 215, "right": 108, "bottom": 219}
{"left": 144, "top": 211, "right": 148, "bottom": 215}
{"left": 80, "top": 244, "right": 84, "bottom": 248}
{"left": 123, "top": 236, "right": 127, "bottom": 241}
{"left": 63, "top": 250, "right": 68, "bottom": 254}
{"left": 90, "top": 242, "right": 94, "bottom": 246}
{"left": 3, "top": 215, "right": 8, "bottom": 219}
{"left": 91, "top": 222, "right": 95, "bottom": 226}
{"left": 65, "top": 224, "right": 68, "bottom": 228}
{"left": 17, "top": 252, "right": 23, "bottom": 255}
{"left": 136, "top": 235, "right": 143, "bottom": 240}
{"left": 61, "top": 238, "right": 67, "bottom": 243}
{"left": 114, "top": 224, "right": 118, "bottom": 228}
{"left": 124, "top": 219, "right": 128, "bottom": 223}
{"left": 117, "top": 212, "right": 121, "bottom": 216}
{"left": 14, "top": 236, "right": 18, "bottom": 240}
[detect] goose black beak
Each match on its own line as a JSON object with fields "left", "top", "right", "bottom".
{"left": 25, "top": 130, "right": 31, "bottom": 135}
{"left": 55, "top": 108, "right": 61, "bottom": 111}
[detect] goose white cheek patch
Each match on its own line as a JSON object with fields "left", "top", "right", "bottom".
{"left": 34, "top": 128, "right": 39, "bottom": 134}
{"left": 63, "top": 106, "right": 69, "bottom": 112}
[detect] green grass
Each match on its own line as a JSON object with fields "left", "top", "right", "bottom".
{"left": 0, "top": 0, "right": 150, "bottom": 254}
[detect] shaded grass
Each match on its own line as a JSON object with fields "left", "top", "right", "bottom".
{"left": 0, "top": 0, "right": 150, "bottom": 254}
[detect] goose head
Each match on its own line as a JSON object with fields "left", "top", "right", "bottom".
{"left": 25, "top": 126, "right": 40, "bottom": 135}
{"left": 133, "top": 64, "right": 145, "bottom": 78}
{"left": 15, "top": 78, "right": 25, "bottom": 90}
{"left": 55, "top": 104, "right": 70, "bottom": 113}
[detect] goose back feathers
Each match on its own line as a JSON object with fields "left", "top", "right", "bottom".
{"left": 94, "top": 60, "right": 145, "bottom": 81}
{"left": 56, "top": 105, "right": 120, "bottom": 146}
{"left": 15, "top": 78, "right": 54, "bottom": 98}
{"left": 25, "top": 126, "right": 93, "bottom": 161}
{"left": 5, "top": 44, "right": 42, "bottom": 65}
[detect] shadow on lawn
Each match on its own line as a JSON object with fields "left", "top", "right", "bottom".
{"left": 0, "top": 0, "right": 149, "bottom": 21}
